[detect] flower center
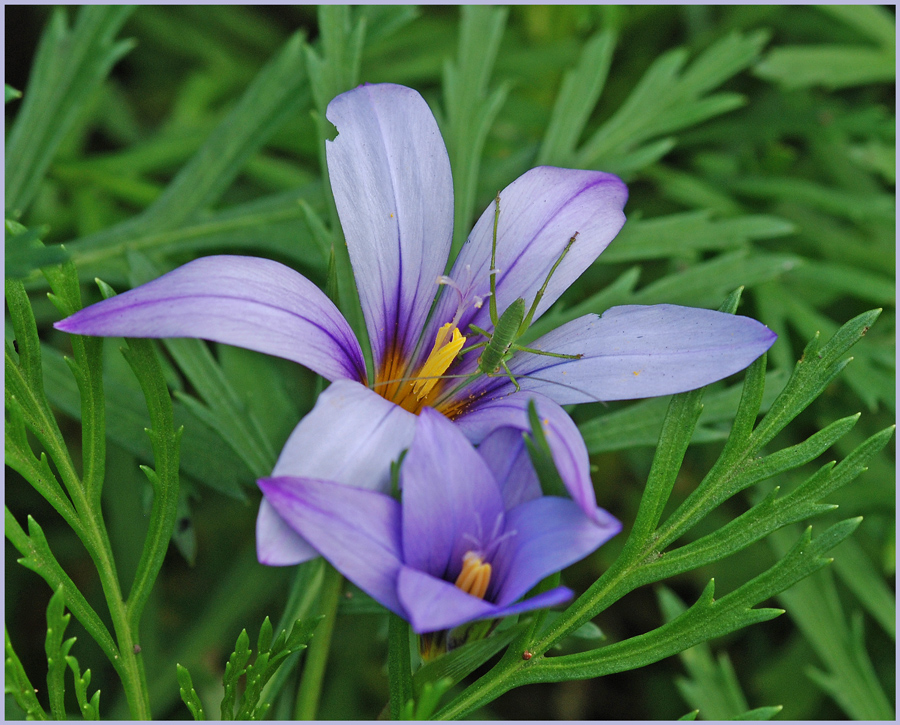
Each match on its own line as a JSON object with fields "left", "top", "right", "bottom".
{"left": 454, "top": 551, "right": 492, "bottom": 599}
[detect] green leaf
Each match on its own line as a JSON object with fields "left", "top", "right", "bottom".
{"left": 5, "top": 221, "right": 69, "bottom": 280}
{"left": 599, "top": 210, "right": 795, "bottom": 263}
{"left": 66, "top": 653, "right": 100, "bottom": 720}
{"left": 45, "top": 587, "right": 76, "bottom": 720}
{"left": 176, "top": 663, "right": 206, "bottom": 720}
{"left": 389, "top": 614, "right": 414, "bottom": 720}
{"left": 754, "top": 45, "right": 894, "bottom": 90}
{"left": 5, "top": 6, "right": 135, "bottom": 217}
{"left": 442, "top": 5, "right": 510, "bottom": 261}
{"left": 770, "top": 527, "right": 895, "bottom": 720}
{"left": 120, "top": 336, "right": 183, "bottom": 631}
{"left": 5, "top": 510, "right": 119, "bottom": 670}
{"left": 63, "top": 30, "right": 312, "bottom": 269}
{"left": 5, "top": 627, "right": 48, "bottom": 720}
{"left": 659, "top": 587, "right": 752, "bottom": 720}
{"left": 577, "top": 31, "right": 769, "bottom": 168}
{"left": 5, "top": 84, "right": 22, "bottom": 103}
{"left": 537, "top": 29, "right": 616, "bottom": 167}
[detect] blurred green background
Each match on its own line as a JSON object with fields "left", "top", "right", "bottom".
{"left": 5, "top": 5, "right": 894, "bottom": 720}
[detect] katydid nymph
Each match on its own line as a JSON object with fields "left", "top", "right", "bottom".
{"left": 373, "top": 192, "right": 592, "bottom": 407}
{"left": 461, "top": 191, "right": 584, "bottom": 393}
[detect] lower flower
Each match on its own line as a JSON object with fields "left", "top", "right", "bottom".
{"left": 257, "top": 407, "right": 620, "bottom": 650}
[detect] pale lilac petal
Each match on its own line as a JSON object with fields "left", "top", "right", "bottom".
{"left": 326, "top": 84, "right": 454, "bottom": 372}
{"left": 499, "top": 305, "right": 778, "bottom": 404}
{"left": 256, "top": 498, "right": 318, "bottom": 566}
{"left": 492, "top": 497, "right": 621, "bottom": 606}
{"left": 422, "top": 166, "right": 626, "bottom": 358}
{"left": 452, "top": 393, "right": 600, "bottom": 523}
{"left": 400, "top": 408, "right": 504, "bottom": 581}
{"left": 476, "top": 427, "right": 541, "bottom": 510}
{"left": 258, "top": 476, "right": 404, "bottom": 616}
{"left": 272, "top": 380, "right": 417, "bottom": 487}
{"left": 396, "top": 566, "right": 499, "bottom": 634}
{"left": 258, "top": 379, "right": 417, "bottom": 566}
{"left": 54, "top": 255, "right": 366, "bottom": 383}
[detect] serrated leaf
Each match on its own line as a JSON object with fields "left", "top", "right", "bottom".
{"left": 176, "top": 663, "right": 205, "bottom": 720}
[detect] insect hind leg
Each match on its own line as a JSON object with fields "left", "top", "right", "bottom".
{"left": 518, "top": 231, "right": 579, "bottom": 337}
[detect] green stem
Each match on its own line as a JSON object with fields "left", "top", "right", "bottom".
{"left": 388, "top": 614, "right": 413, "bottom": 719}
{"left": 293, "top": 563, "right": 342, "bottom": 720}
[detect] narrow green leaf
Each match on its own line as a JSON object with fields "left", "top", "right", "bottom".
{"left": 5, "top": 628, "right": 49, "bottom": 720}
{"left": 176, "top": 663, "right": 206, "bottom": 720}
{"left": 63, "top": 30, "right": 312, "bottom": 265}
{"left": 66, "top": 654, "right": 100, "bottom": 719}
{"left": 389, "top": 614, "right": 414, "bottom": 719}
{"left": 755, "top": 46, "right": 894, "bottom": 90}
{"left": 442, "top": 5, "right": 509, "bottom": 261}
{"left": 119, "top": 337, "right": 182, "bottom": 632}
{"left": 5, "top": 6, "right": 135, "bottom": 216}
{"left": 45, "top": 587, "right": 75, "bottom": 720}
{"left": 5, "top": 84, "right": 22, "bottom": 102}
{"left": 537, "top": 29, "right": 616, "bottom": 166}
{"left": 5, "top": 510, "right": 119, "bottom": 671}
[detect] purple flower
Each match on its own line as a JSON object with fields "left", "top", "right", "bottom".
{"left": 54, "top": 83, "right": 776, "bottom": 565}
{"left": 258, "top": 407, "right": 621, "bottom": 638}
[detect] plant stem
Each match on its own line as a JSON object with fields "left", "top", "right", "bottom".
{"left": 294, "top": 563, "right": 342, "bottom": 719}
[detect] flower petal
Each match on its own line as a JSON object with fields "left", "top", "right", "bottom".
{"left": 492, "top": 497, "right": 621, "bottom": 606}
{"left": 256, "top": 498, "right": 319, "bottom": 566}
{"left": 272, "top": 379, "right": 417, "bottom": 487}
{"left": 424, "top": 166, "right": 627, "bottom": 352}
{"left": 476, "top": 427, "right": 542, "bottom": 510}
{"left": 258, "top": 476, "right": 405, "bottom": 616}
{"left": 400, "top": 408, "right": 505, "bottom": 581}
{"left": 397, "top": 567, "right": 572, "bottom": 633}
{"left": 452, "top": 392, "right": 600, "bottom": 523}
{"left": 396, "top": 566, "right": 498, "bottom": 634}
{"left": 326, "top": 83, "right": 454, "bottom": 372}
{"left": 257, "top": 379, "right": 417, "bottom": 566}
{"left": 54, "top": 255, "right": 367, "bottom": 383}
{"left": 503, "top": 305, "right": 778, "bottom": 404}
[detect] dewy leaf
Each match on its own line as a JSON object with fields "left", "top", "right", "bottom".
{"left": 5, "top": 6, "right": 135, "bottom": 217}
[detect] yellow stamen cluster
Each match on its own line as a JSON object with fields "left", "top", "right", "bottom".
{"left": 454, "top": 551, "right": 492, "bottom": 600}
{"left": 411, "top": 323, "right": 465, "bottom": 400}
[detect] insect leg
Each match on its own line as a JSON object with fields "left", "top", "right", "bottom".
{"left": 518, "top": 231, "right": 579, "bottom": 337}
{"left": 497, "top": 358, "right": 520, "bottom": 392}
{"left": 488, "top": 192, "right": 501, "bottom": 327}
{"left": 509, "top": 343, "right": 583, "bottom": 360}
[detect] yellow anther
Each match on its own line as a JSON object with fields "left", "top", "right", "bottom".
{"left": 412, "top": 323, "right": 465, "bottom": 400}
{"left": 454, "top": 551, "right": 492, "bottom": 600}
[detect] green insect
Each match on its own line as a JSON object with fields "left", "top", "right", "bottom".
{"left": 459, "top": 192, "right": 583, "bottom": 392}
{"left": 373, "top": 192, "right": 589, "bottom": 403}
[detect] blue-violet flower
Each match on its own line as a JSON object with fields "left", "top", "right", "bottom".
{"left": 258, "top": 407, "right": 621, "bottom": 643}
{"left": 54, "top": 83, "right": 776, "bottom": 566}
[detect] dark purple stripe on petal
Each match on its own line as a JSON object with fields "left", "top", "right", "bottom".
{"left": 54, "top": 255, "right": 367, "bottom": 383}
{"left": 326, "top": 84, "right": 454, "bottom": 372}
{"left": 504, "top": 305, "right": 778, "bottom": 404}
{"left": 420, "top": 166, "right": 627, "bottom": 363}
